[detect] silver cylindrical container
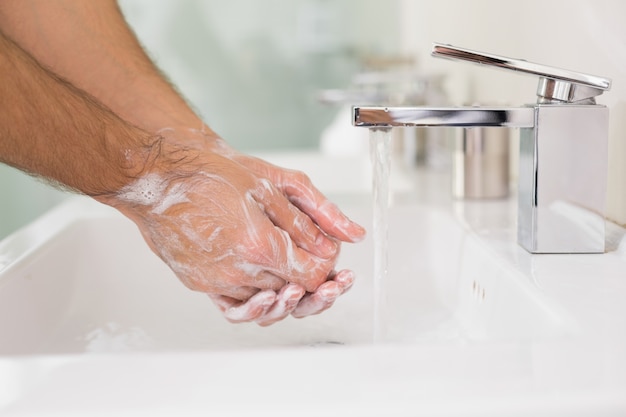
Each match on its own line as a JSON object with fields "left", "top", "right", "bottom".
{"left": 452, "top": 127, "right": 510, "bottom": 199}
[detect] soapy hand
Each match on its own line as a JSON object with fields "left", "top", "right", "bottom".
{"left": 209, "top": 269, "right": 356, "bottom": 326}
{"left": 105, "top": 127, "right": 365, "bottom": 325}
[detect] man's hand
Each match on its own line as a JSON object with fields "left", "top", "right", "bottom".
{"left": 102, "top": 127, "right": 365, "bottom": 324}
{"left": 0, "top": 2, "right": 366, "bottom": 326}
{"left": 210, "top": 269, "right": 355, "bottom": 326}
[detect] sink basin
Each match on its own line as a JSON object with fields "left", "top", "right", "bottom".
{"left": 0, "top": 196, "right": 566, "bottom": 355}
{"left": 1, "top": 155, "right": 625, "bottom": 416}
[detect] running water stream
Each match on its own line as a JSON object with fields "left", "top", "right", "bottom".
{"left": 369, "top": 128, "right": 392, "bottom": 342}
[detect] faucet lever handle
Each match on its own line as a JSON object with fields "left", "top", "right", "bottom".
{"left": 432, "top": 42, "right": 611, "bottom": 103}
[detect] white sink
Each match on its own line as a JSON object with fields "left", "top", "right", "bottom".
{"left": 1, "top": 154, "right": 625, "bottom": 416}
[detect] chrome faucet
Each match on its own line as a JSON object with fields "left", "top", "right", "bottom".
{"left": 353, "top": 43, "right": 612, "bottom": 254}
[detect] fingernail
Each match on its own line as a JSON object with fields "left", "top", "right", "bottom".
{"left": 341, "top": 219, "right": 366, "bottom": 243}
{"left": 280, "top": 284, "right": 305, "bottom": 306}
{"left": 319, "top": 283, "right": 341, "bottom": 300}
{"left": 284, "top": 297, "right": 300, "bottom": 310}
{"left": 338, "top": 270, "right": 355, "bottom": 285}
{"left": 284, "top": 284, "right": 306, "bottom": 298}
{"left": 261, "top": 295, "right": 276, "bottom": 308}
{"left": 337, "top": 271, "right": 355, "bottom": 293}
{"left": 254, "top": 290, "right": 276, "bottom": 309}
{"left": 350, "top": 223, "right": 367, "bottom": 242}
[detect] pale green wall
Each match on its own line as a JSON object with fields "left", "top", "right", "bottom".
{"left": 0, "top": 0, "right": 402, "bottom": 239}
{"left": 119, "top": 0, "right": 403, "bottom": 151}
{"left": 0, "top": 166, "right": 70, "bottom": 239}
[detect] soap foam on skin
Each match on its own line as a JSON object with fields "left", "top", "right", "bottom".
{"left": 115, "top": 168, "right": 326, "bottom": 296}
{"left": 151, "top": 182, "right": 190, "bottom": 214}
{"left": 116, "top": 173, "right": 168, "bottom": 206}
{"left": 297, "top": 198, "right": 362, "bottom": 243}
{"left": 111, "top": 127, "right": 344, "bottom": 321}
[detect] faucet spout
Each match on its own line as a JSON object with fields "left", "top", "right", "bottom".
{"left": 353, "top": 103, "right": 609, "bottom": 254}
{"left": 353, "top": 106, "right": 535, "bottom": 128}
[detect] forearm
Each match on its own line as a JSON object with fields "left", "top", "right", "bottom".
{"left": 0, "top": 0, "right": 200, "bottom": 132}
{"left": 0, "top": 30, "right": 156, "bottom": 195}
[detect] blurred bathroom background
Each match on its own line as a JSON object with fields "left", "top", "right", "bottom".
{"left": 1, "top": 0, "right": 625, "bottom": 239}
{"left": 0, "top": 0, "right": 404, "bottom": 239}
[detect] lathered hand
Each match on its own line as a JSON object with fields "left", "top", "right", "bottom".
{"left": 0, "top": 1, "right": 367, "bottom": 326}
{"left": 210, "top": 269, "right": 355, "bottom": 326}
{"left": 105, "top": 127, "right": 365, "bottom": 324}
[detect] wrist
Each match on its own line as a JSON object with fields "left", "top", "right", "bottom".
{"left": 94, "top": 126, "right": 225, "bottom": 214}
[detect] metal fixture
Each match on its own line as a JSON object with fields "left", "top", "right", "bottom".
{"left": 353, "top": 43, "right": 612, "bottom": 253}
{"left": 452, "top": 126, "right": 510, "bottom": 199}
{"left": 318, "top": 66, "right": 450, "bottom": 167}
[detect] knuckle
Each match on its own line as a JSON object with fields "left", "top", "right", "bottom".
{"left": 289, "top": 169, "right": 312, "bottom": 187}
{"left": 306, "top": 269, "right": 330, "bottom": 292}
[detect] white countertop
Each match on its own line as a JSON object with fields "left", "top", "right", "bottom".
{"left": 1, "top": 152, "right": 625, "bottom": 416}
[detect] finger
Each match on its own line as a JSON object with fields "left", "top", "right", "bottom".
{"left": 237, "top": 215, "right": 333, "bottom": 293}
{"left": 290, "top": 270, "right": 355, "bottom": 318}
{"left": 251, "top": 180, "right": 337, "bottom": 259}
{"left": 291, "top": 280, "right": 342, "bottom": 319}
{"left": 220, "top": 286, "right": 259, "bottom": 301}
{"left": 255, "top": 271, "right": 287, "bottom": 292}
{"left": 276, "top": 171, "right": 366, "bottom": 243}
{"left": 209, "top": 290, "right": 276, "bottom": 323}
{"left": 256, "top": 284, "right": 306, "bottom": 327}
{"left": 231, "top": 156, "right": 366, "bottom": 243}
{"left": 180, "top": 274, "right": 259, "bottom": 301}
{"left": 257, "top": 227, "right": 333, "bottom": 293}
{"left": 332, "top": 269, "right": 356, "bottom": 295}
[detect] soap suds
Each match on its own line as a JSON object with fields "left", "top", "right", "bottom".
{"left": 151, "top": 182, "right": 190, "bottom": 214}
{"left": 83, "top": 322, "right": 155, "bottom": 353}
{"left": 114, "top": 151, "right": 334, "bottom": 304}
{"left": 116, "top": 173, "right": 168, "bottom": 206}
